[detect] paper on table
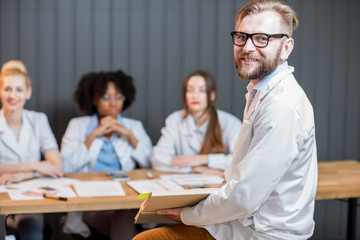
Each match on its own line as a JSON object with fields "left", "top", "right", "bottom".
{"left": 7, "top": 177, "right": 80, "bottom": 190}
{"left": 0, "top": 185, "right": 8, "bottom": 193}
{"left": 7, "top": 186, "right": 77, "bottom": 201}
{"left": 160, "top": 174, "right": 224, "bottom": 186}
{"left": 126, "top": 179, "right": 184, "bottom": 194}
{"left": 73, "top": 181, "right": 126, "bottom": 197}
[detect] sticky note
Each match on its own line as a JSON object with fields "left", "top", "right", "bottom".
{"left": 138, "top": 193, "right": 150, "bottom": 199}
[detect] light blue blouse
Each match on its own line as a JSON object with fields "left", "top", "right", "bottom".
{"left": 85, "top": 114, "right": 125, "bottom": 171}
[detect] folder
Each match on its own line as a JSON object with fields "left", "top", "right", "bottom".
{"left": 134, "top": 188, "right": 219, "bottom": 224}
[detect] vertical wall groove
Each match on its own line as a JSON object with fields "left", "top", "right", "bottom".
{"left": 325, "top": 1, "right": 334, "bottom": 161}
{"left": 180, "top": 2, "right": 185, "bottom": 76}
{"left": 145, "top": 0, "right": 150, "bottom": 129}
{"left": 16, "top": 0, "right": 20, "bottom": 59}
{"left": 198, "top": 0, "right": 203, "bottom": 67}
{"left": 73, "top": 0, "right": 77, "bottom": 92}
{"left": 127, "top": 0, "right": 132, "bottom": 73}
{"left": 36, "top": 0, "right": 40, "bottom": 109}
{"left": 214, "top": 0, "right": 219, "bottom": 78}
{"left": 342, "top": 0, "right": 350, "bottom": 157}
{"left": 109, "top": 0, "right": 113, "bottom": 69}
{"left": 91, "top": 0, "right": 95, "bottom": 70}
{"left": 163, "top": 0, "right": 168, "bottom": 123}
{"left": 197, "top": 0, "right": 200, "bottom": 67}
{"left": 54, "top": 0, "right": 59, "bottom": 131}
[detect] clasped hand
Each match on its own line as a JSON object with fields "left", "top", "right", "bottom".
{"left": 94, "top": 116, "right": 130, "bottom": 138}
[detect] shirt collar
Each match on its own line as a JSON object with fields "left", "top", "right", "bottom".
{"left": 0, "top": 109, "right": 32, "bottom": 133}
{"left": 184, "top": 113, "right": 208, "bottom": 136}
{"left": 246, "top": 61, "right": 293, "bottom": 96}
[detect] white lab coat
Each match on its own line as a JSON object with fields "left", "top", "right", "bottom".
{"left": 0, "top": 109, "right": 58, "bottom": 164}
{"left": 181, "top": 64, "right": 318, "bottom": 240}
{"left": 61, "top": 115, "right": 153, "bottom": 173}
{"left": 151, "top": 109, "right": 242, "bottom": 172}
{"left": 61, "top": 115, "right": 153, "bottom": 237}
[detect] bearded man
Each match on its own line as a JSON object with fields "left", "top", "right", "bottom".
{"left": 133, "top": 0, "right": 317, "bottom": 239}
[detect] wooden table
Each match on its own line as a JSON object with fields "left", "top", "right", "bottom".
{"left": 1, "top": 161, "right": 360, "bottom": 240}
{"left": 316, "top": 160, "right": 360, "bottom": 240}
{"left": 0, "top": 169, "right": 154, "bottom": 240}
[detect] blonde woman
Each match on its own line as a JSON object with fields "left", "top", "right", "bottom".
{"left": 0, "top": 60, "right": 63, "bottom": 240}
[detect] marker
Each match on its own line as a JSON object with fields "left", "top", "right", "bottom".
{"left": 43, "top": 194, "right": 68, "bottom": 201}
{"left": 147, "top": 171, "right": 154, "bottom": 179}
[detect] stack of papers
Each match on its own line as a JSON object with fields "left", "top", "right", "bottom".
{"left": 127, "top": 179, "right": 184, "bottom": 194}
{"left": 3, "top": 178, "right": 79, "bottom": 200}
{"left": 1, "top": 177, "right": 127, "bottom": 199}
{"left": 160, "top": 174, "right": 224, "bottom": 186}
{"left": 73, "top": 181, "right": 126, "bottom": 197}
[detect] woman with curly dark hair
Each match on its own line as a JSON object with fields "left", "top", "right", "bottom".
{"left": 61, "top": 70, "right": 152, "bottom": 240}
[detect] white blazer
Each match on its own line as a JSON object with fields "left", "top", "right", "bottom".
{"left": 61, "top": 115, "right": 153, "bottom": 173}
{"left": 0, "top": 109, "right": 58, "bottom": 164}
{"left": 150, "top": 109, "right": 242, "bottom": 173}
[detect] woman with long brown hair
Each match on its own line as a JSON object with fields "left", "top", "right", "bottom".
{"left": 150, "top": 70, "right": 241, "bottom": 176}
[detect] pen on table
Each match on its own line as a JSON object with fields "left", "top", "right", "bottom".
{"left": 155, "top": 181, "right": 169, "bottom": 191}
{"left": 43, "top": 193, "right": 68, "bottom": 201}
{"left": 147, "top": 171, "right": 154, "bottom": 179}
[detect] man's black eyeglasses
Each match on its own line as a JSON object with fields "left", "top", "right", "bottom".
{"left": 231, "top": 31, "right": 289, "bottom": 48}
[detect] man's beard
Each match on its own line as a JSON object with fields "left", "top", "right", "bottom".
{"left": 234, "top": 47, "right": 282, "bottom": 81}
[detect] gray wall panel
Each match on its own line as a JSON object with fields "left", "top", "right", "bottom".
{"left": 128, "top": 0, "right": 148, "bottom": 123}
{"left": 0, "top": 0, "right": 360, "bottom": 239}
{"left": 147, "top": 0, "right": 165, "bottom": 141}
{"left": 199, "top": 0, "right": 216, "bottom": 72}
{"left": 94, "top": 0, "right": 110, "bottom": 71}
{"left": 0, "top": 0, "right": 18, "bottom": 62}
{"left": 38, "top": 0, "right": 56, "bottom": 124}
{"left": 183, "top": 0, "right": 200, "bottom": 74}
{"left": 164, "top": 0, "right": 183, "bottom": 118}
{"left": 345, "top": 0, "right": 360, "bottom": 160}
{"left": 329, "top": 0, "right": 347, "bottom": 160}
{"left": 314, "top": 0, "right": 332, "bottom": 163}
{"left": 55, "top": 0, "right": 76, "bottom": 138}
{"left": 19, "top": 0, "right": 37, "bottom": 110}
{"left": 74, "top": 0, "right": 93, "bottom": 93}
{"left": 112, "top": 0, "right": 130, "bottom": 72}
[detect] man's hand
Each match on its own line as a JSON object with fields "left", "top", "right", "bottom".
{"left": 157, "top": 208, "right": 183, "bottom": 223}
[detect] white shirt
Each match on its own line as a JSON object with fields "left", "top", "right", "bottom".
{"left": 61, "top": 115, "right": 153, "bottom": 173}
{"left": 0, "top": 109, "right": 58, "bottom": 164}
{"left": 151, "top": 109, "right": 242, "bottom": 172}
{"left": 181, "top": 63, "right": 318, "bottom": 240}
